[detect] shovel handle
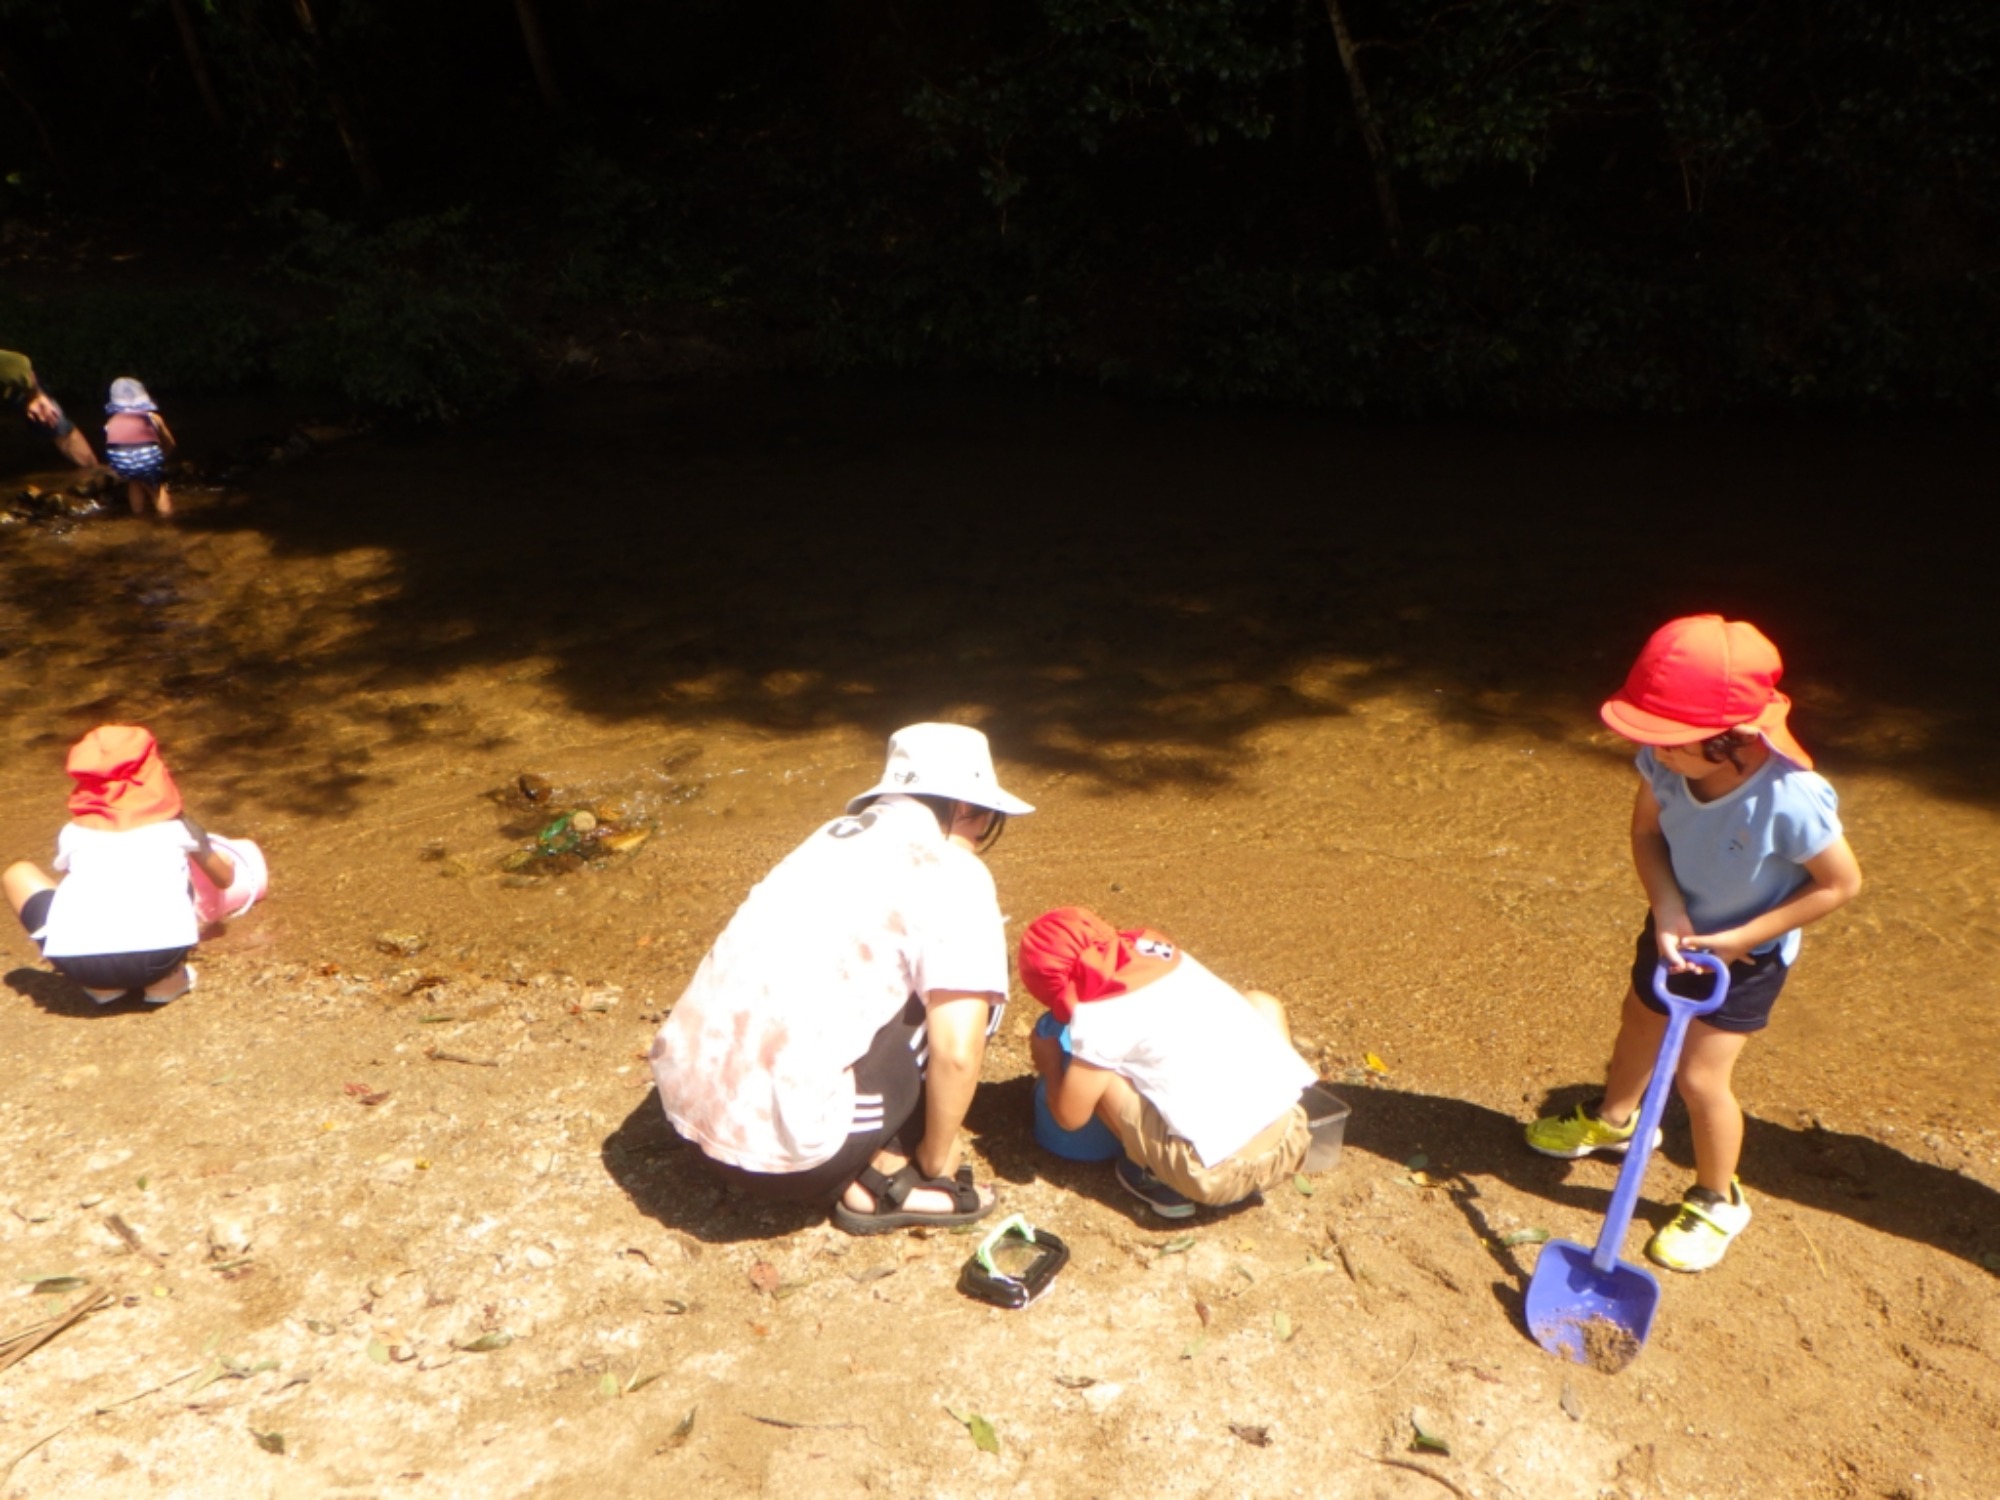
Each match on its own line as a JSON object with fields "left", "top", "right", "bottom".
{"left": 1650, "top": 952, "right": 1732, "bottom": 1018}
{"left": 1590, "top": 952, "right": 1731, "bottom": 1273}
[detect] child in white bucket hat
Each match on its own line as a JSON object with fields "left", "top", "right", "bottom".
{"left": 651, "top": 723, "right": 1033, "bottom": 1233}
{"left": 104, "top": 377, "right": 178, "bottom": 519}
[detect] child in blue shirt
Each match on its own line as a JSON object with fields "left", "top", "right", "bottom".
{"left": 1526, "top": 615, "right": 1863, "bottom": 1272}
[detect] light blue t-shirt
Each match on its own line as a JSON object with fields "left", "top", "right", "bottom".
{"left": 1638, "top": 746, "right": 1843, "bottom": 965}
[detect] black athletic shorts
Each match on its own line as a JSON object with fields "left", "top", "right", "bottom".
{"left": 1630, "top": 915, "right": 1788, "bottom": 1035}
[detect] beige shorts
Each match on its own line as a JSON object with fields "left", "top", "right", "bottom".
{"left": 1109, "top": 1093, "right": 1311, "bottom": 1207}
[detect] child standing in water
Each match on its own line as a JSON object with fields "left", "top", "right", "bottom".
{"left": 4, "top": 725, "right": 235, "bottom": 1005}
{"left": 1525, "top": 616, "right": 1862, "bottom": 1271}
{"left": 103, "top": 377, "right": 176, "bottom": 518}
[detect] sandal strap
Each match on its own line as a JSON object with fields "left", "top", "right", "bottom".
{"left": 859, "top": 1161, "right": 982, "bottom": 1214}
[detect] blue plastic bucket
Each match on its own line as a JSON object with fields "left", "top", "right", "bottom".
{"left": 1031, "top": 1014, "right": 1123, "bottom": 1162}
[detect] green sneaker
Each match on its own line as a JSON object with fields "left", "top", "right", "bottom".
{"left": 1646, "top": 1179, "right": 1751, "bottom": 1272}
{"left": 1523, "top": 1103, "right": 1663, "bottom": 1160}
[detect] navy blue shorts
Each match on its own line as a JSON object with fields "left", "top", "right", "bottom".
{"left": 1630, "top": 916, "right": 1788, "bottom": 1035}
{"left": 18, "top": 888, "right": 189, "bottom": 992}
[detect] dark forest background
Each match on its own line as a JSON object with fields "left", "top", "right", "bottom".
{"left": 2, "top": 0, "right": 1996, "bottom": 421}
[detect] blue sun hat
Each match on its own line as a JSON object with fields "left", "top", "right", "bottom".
{"left": 106, "top": 377, "right": 158, "bottom": 414}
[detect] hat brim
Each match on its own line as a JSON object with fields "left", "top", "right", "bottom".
{"left": 846, "top": 783, "right": 1035, "bottom": 817}
{"left": 1599, "top": 697, "right": 1726, "bottom": 746}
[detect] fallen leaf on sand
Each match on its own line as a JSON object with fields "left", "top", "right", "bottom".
{"left": 1410, "top": 1407, "right": 1451, "bottom": 1455}
{"left": 945, "top": 1408, "right": 1000, "bottom": 1454}
{"left": 1229, "top": 1423, "right": 1271, "bottom": 1447}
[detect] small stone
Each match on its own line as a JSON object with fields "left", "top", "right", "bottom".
{"left": 208, "top": 1216, "right": 254, "bottom": 1257}
{"left": 375, "top": 931, "right": 425, "bottom": 957}
{"left": 518, "top": 773, "right": 552, "bottom": 804}
{"left": 568, "top": 810, "right": 598, "bottom": 834}
{"left": 522, "top": 1245, "right": 556, "bottom": 1271}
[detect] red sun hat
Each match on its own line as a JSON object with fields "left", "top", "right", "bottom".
{"left": 1017, "top": 907, "right": 1181, "bottom": 1024}
{"left": 65, "top": 724, "right": 184, "bottom": 830}
{"left": 1600, "top": 615, "right": 1811, "bottom": 767}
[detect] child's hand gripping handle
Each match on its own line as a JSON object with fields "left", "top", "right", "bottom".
{"left": 1589, "top": 953, "right": 1732, "bottom": 1274}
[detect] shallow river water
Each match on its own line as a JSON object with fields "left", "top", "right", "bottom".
{"left": 5, "top": 377, "right": 1998, "bottom": 1211}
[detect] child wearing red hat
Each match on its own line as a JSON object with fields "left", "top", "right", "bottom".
{"left": 1525, "top": 616, "right": 1863, "bottom": 1271}
{"left": 4, "top": 726, "right": 237, "bottom": 1005}
{"left": 1019, "top": 907, "right": 1317, "bottom": 1219}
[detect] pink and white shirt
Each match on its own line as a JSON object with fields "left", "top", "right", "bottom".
{"left": 649, "top": 796, "right": 1007, "bottom": 1173}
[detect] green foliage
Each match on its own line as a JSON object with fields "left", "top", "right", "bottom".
{"left": 0, "top": 286, "right": 268, "bottom": 402}
{"left": 911, "top": 0, "right": 1300, "bottom": 208}
{"left": 272, "top": 208, "right": 523, "bottom": 420}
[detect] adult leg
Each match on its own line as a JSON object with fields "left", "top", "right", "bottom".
{"left": 839, "top": 995, "right": 995, "bottom": 1219}
{"left": 1674, "top": 1021, "right": 1751, "bottom": 1195}
{"left": 4, "top": 862, "right": 56, "bottom": 919}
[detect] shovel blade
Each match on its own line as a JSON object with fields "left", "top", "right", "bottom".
{"left": 1524, "top": 1238, "right": 1660, "bottom": 1370}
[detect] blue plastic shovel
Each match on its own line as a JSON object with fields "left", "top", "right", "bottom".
{"left": 1525, "top": 951, "right": 1731, "bottom": 1368}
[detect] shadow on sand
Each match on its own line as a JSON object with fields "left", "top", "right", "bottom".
{"left": 1342, "top": 1083, "right": 2000, "bottom": 1281}
{"left": 4, "top": 965, "right": 167, "bottom": 1019}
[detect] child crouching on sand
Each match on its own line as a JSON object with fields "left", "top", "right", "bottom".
{"left": 1524, "top": 615, "right": 1862, "bottom": 1271}
{"left": 4, "top": 725, "right": 235, "bottom": 1005}
{"left": 1019, "top": 906, "right": 1317, "bottom": 1219}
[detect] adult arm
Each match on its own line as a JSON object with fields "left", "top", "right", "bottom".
{"left": 1630, "top": 779, "right": 1697, "bottom": 970}
{"left": 912, "top": 989, "right": 997, "bottom": 1180}
{"left": 1692, "top": 835, "right": 1863, "bottom": 966}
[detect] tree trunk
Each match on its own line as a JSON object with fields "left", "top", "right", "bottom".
{"left": 514, "top": 0, "right": 564, "bottom": 113}
{"left": 289, "top": 0, "right": 382, "bottom": 198}
{"left": 167, "top": 0, "right": 227, "bottom": 129}
{"left": 1320, "top": 0, "right": 1403, "bottom": 255}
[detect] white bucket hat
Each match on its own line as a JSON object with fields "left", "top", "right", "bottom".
{"left": 846, "top": 723, "right": 1035, "bottom": 816}
{"left": 106, "top": 377, "right": 158, "bottom": 414}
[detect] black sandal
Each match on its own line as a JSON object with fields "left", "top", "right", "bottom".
{"left": 831, "top": 1161, "right": 995, "bottom": 1236}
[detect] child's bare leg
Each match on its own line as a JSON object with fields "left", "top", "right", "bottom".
{"left": 1241, "top": 988, "right": 1292, "bottom": 1043}
{"left": 1596, "top": 986, "right": 1669, "bottom": 1126}
{"left": 1674, "top": 1022, "right": 1750, "bottom": 1194}
{"left": 153, "top": 481, "right": 173, "bottom": 518}
{"left": 4, "top": 861, "right": 57, "bottom": 917}
{"left": 127, "top": 479, "right": 148, "bottom": 515}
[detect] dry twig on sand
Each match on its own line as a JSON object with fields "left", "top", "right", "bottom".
{"left": 425, "top": 1045, "right": 500, "bottom": 1067}
{"left": 1359, "top": 1451, "right": 1474, "bottom": 1498}
{"left": 0, "top": 1286, "right": 115, "bottom": 1376}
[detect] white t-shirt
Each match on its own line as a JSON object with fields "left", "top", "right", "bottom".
{"left": 1065, "top": 952, "right": 1315, "bottom": 1167}
{"left": 43, "top": 820, "right": 201, "bottom": 957}
{"left": 650, "top": 796, "right": 1008, "bottom": 1174}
